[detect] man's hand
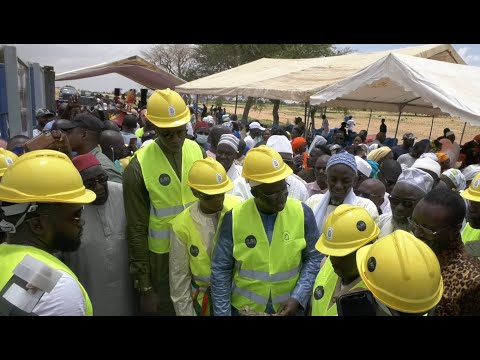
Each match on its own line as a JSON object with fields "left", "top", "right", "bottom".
{"left": 277, "top": 298, "right": 300, "bottom": 316}
{"left": 139, "top": 289, "right": 159, "bottom": 315}
{"left": 293, "top": 154, "right": 304, "bottom": 172}
{"left": 67, "top": 95, "right": 81, "bottom": 108}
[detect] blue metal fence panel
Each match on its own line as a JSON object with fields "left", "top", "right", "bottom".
{"left": 0, "top": 64, "right": 9, "bottom": 140}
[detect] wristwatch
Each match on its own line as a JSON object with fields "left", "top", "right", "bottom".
{"left": 139, "top": 286, "right": 153, "bottom": 293}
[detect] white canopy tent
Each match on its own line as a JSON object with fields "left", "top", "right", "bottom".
{"left": 175, "top": 44, "right": 464, "bottom": 102}
{"left": 55, "top": 55, "right": 185, "bottom": 90}
{"left": 309, "top": 53, "right": 480, "bottom": 139}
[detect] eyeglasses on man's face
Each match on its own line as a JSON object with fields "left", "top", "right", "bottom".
{"left": 84, "top": 174, "right": 108, "bottom": 189}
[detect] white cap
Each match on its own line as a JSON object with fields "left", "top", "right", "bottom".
{"left": 462, "top": 165, "right": 480, "bottom": 181}
{"left": 355, "top": 156, "right": 372, "bottom": 177}
{"left": 411, "top": 157, "right": 441, "bottom": 177}
{"left": 266, "top": 135, "right": 293, "bottom": 155}
{"left": 249, "top": 122, "right": 265, "bottom": 131}
{"left": 445, "top": 131, "right": 455, "bottom": 137}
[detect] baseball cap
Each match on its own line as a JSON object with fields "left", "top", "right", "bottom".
{"left": 249, "top": 122, "right": 265, "bottom": 131}
{"left": 35, "top": 108, "right": 55, "bottom": 118}
{"left": 403, "top": 132, "right": 415, "bottom": 140}
{"left": 70, "top": 114, "right": 104, "bottom": 133}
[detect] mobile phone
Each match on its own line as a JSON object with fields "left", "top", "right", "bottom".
{"left": 336, "top": 290, "right": 377, "bottom": 316}
{"left": 129, "top": 137, "right": 137, "bottom": 150}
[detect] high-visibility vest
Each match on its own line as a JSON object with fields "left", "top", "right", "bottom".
{"left": 0, "top": 243, "right": 93, "bottom": 316}
{"left": 461, "top": 223, "right": 480, "bottom": 257}
{"left": 169, "top": 194, "right": 242, "bottom": 316}
{"left": 136, "top": 139, "right": 203, "bottom": 254}
{"left": 231, "top": 197, "right": 306, "bottom": 313}
{"left": 311, "top": 258, "right": 366, "bottom": 316}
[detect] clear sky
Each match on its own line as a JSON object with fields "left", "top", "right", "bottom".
{"left": 6, "top": 44, "right": 480, "bottom": 93}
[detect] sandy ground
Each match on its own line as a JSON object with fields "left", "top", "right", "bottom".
{"left": 223, "top": 104, "right": 480, "bottom": 145}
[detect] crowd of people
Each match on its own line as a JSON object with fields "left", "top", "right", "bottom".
{"left": 1, "top": 87, "right": 480, "bottom": 316}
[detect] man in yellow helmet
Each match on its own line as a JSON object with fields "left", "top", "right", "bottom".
{"left": 311, "top": 204, "right": 379, "bottom": 316}
{"left": 460, "top": 173, "right": 480, "bottom": 257}
{"left": 211, "top": 146, "right": 322, "bottom": 316}
{"left": 169, "top": 158, "right": 242, "bottom": 316}
{"left": 339, "top": 230, "right": 443, "bottom": 316}
{"left": 123, "top": 89, "right": 205, "bottom": 315}
{"left": 0, "top": 150, "right": 96, "bottom": 316}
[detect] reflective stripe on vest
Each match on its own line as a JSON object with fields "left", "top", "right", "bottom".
{"left": 231, "top": 197, "right": 306, "bottom": 313}
{"left": 137, "top": 139, "right": 203, "bottom": 254}
{"left": 311, "top": 257, "right": 366, "bottom": 316}
{"left": 0, "top": 244, "right": 93, "bottom": 316}
{"left": 169, "top": 194, "right": 242, "bottom": 316}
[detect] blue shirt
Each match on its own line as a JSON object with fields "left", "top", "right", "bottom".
{"left": 211, "top": 202, "right": 322, "bottom": 316}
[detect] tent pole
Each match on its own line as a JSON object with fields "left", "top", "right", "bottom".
{"left": 366, "top": 109, "right": 373, "bottom": 133}
{"left": 394, "top": 112, "right": 402, "bottom": 139}
{"left": 428, "top": 115, "right": 435, "bottom": 140}
{"left": 459, "top": 122, "right": 467, "bottom": 145}
{"left": 304, "top": 102, "right": 308, "bottom": 137}
{"left": 195, "top": 94, "right": 199, "bottom": 121}
{"left": 234, "top": 95, "right": 238, "bottom": 115}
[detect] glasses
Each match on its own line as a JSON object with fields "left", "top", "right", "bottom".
{"left": 257, "top": 184, "right": 290, "bottom": 200}
{"left": 30, "top": 205, "right": 84, "bottom": 223}
{"left": 408, "top": 217, "right": 451, "bottom": 237}
{"left": 197, "top": 192, "right": 224, "bottom": 200}
{"left": 84, "top": 174, "right": 108, "bottom": 189}
{"left": 355, "top": 190, "right": 383, "bottom": 199}
{"left": 157, "top": 129, "right": 187, "bottom": 140}
{"left": 388, "top": 195, "right": 418, "bottom": 208}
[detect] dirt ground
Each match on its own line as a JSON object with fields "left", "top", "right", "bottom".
{"left": 223, "top": 103, "right": 480, "bottom": 145}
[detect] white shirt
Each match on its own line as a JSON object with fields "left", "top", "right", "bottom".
{"left": 306, "top": 193, "right": 379, "bottom": 226}
{"left": 61, "top": 181, "right": 135, "bottom": 316}
{"left": 286, "top": 174, "right": 309, "bottom": 202}
{"left": 346, "top": 119, "right": 356, "bottom": 131}
{"left": 229, "top": 176, "right": 252, "bottom": 200}
{"left": 226, "top": 163, "right": 243, "bottom": 182}
{"left": 244, "top": 135, "right": 256, "bottom": 149}
{"left": 33, "top": 272, "right": 86, "bottom": 316}
{"left": 380, "top": 193, "right": 392, "bottom": 215}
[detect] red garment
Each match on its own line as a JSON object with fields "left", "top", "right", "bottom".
{"left": 72, "top": 153, "right": 101, "bottom": 172}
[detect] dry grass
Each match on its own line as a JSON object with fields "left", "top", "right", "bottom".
{"left": 222, "top": 103, "right": 480, "bottom": 144}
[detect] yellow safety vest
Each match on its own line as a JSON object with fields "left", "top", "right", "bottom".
{"left": 311, "top": 258, "right": 366, "bottom": 316}
{"left": 231, "top": 197, "right": 306, "bottom": 313}
{"left": 169, "top": 194, "right": 242, "bottom": 316}
{"left": 461, "top": 223, "right": 480, "bottom": 257}
{"left": 136, "top": 139, "right": 203, "bottom": 254}
{"left": 0, "top": 244, "right": 93, "bottom": 316}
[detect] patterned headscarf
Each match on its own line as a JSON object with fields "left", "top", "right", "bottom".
{"left": 441, "top": 169, "right": 466, "bottom": 191}
{"left": 367, "top": 147, "right": 392, "bottom": 162}
{"left": 397, "top": 168, "right": 434, "bottom": 194}
{"left": 326, "top": 152, "right": 357, "bottom": 173}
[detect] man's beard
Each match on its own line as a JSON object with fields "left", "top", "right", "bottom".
{"left": 51, "top": 228, "right": 83, "bottom": 252}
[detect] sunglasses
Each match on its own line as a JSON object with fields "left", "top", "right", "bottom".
{"left": 257, "top": 184, "right": 290, "bottom": 200}
{"left": 407, "top": 217, "right": 451, "bottom": 237}
{"left": 158, "top": 129, "right": 187, "bottom": 140}
{"left": 388, "top": 195, "right": 418, "bottom": 208}
{"left": 355, "top": 190, "right": 383, "bottom": 199}
{"left": 84, "top": 174, "right": 108, "bottom": 189}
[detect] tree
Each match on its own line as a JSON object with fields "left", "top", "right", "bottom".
{"left": 192, "top": 44, "right": 353, "bottom": 119}
{"left": 141, "top": 44, "right": 196, "bottom": 81}
{"left": 271, "top": 99, "right": 280, "bottom": 126}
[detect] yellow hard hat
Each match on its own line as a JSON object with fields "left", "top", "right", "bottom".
{"left": 357, "top": 230, "right": 444, "bottom": 314}
{"left": 315, "top": 204, "right": 379, "bottom": 256}
{"left": 145, "top": 88, "right": 190, "bottom": 128}
{"left": 188, "top": 157, "right": 233, "bottom": 195}
{"left": 0, "top": 148, "right": 18, "bottom": 177}
{"left": 242, "top": 145, "right": 292, "bottom": 184}
{"left": 0, "top": 150, "right": 96, "bottom": 204}
{"left": 461, "top": 173, "right": 480, "bottom": 202}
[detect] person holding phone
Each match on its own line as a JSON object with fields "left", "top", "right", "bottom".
{"left": 311, "top": 204, "right": 379, "bottom": 316}
{"left": 120, "top": 114, "right": 142, "bottom": 149}
{"left": 337, "top": 230, "right": 443, "bottom": 316}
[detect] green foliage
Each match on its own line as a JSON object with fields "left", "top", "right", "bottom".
{"left": 252, "top": 98, "right": 266, "bottom": 113}
{"left": 215, "top": 96, "right": 225, "bottom": 107}
{"left": 191, "top": 44, "right": 352, "bottom": 79}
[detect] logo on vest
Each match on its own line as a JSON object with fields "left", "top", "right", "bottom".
{"left": 356, "top": 220, "right": 367, "bottom": 232}
{"left": 283, "top": 232, "right": 290, "bottom": 241}
{"left": 159, "top": 174, "right": 171, "bottom": 186}
{"left": 168, "top": 105, "right": 176, "bottom": 117}
{"left": 245, "top": 235, "right": 257, "bottom": 248}
{"left": 190, "top": 245, "right": 199, "bottom": 257}
{"left": 5, "top": 157, "right": 13, "bottom": 166}
{"left": 272, "top": 159, "right": 280, "bottom": 169}
{"left": 367, "top": 257, "right": 377, "bottom": 272}
{"left": 327, "top": 227, "right": 334, "bottom": 240}
{"left": 314, "top": 286, "right": 324, "bottom": 300}
{"left": 216, "top": 173, "right": 223, "bottom": 183}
